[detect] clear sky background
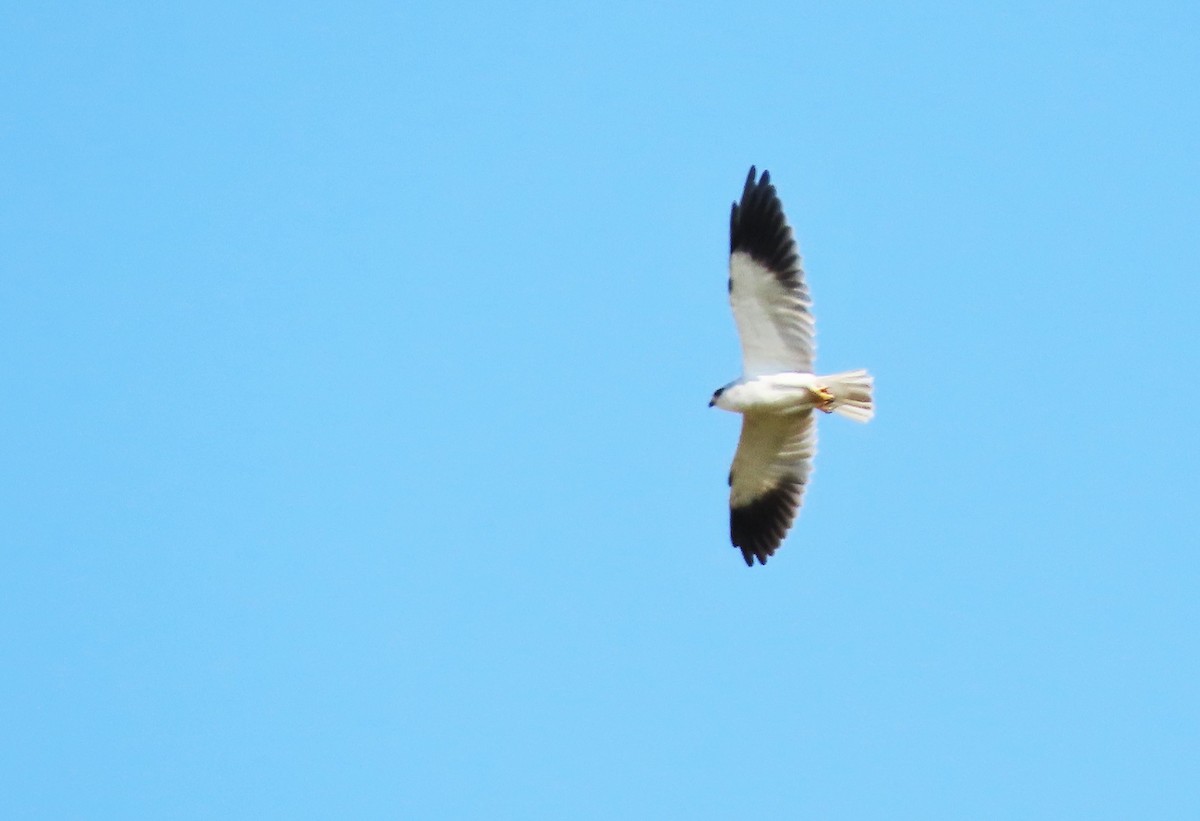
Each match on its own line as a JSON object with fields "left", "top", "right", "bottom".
{"left": 3, "top": 2, "right": 1198, "bottom": 818}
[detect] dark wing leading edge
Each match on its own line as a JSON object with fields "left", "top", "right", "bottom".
{"left": 728, "top": 166, "right": 816, "bottom": 376}
{"left": 728, "top": 410, "right": 816, "bottom": 566}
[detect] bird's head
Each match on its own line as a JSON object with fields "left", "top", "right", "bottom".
{"left": 708, "top": 386, "right": 726, "bottom": 408}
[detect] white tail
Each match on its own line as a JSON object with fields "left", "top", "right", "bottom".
{"left": 823, "top": 369, "right": 874, "bottom": 422}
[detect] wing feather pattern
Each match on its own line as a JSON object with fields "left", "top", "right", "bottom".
{"left": 729, "top": 167, "right": 816, "bottom": 376}
{"left": 729, "top": 411, "right": 816, "bottom": 566}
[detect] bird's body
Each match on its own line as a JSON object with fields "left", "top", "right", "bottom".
{"left": 712, "top": 370, "right": 874, "bottom": 419}
{"left": 712, "top": 372, "right": 851, "bottom": 415}
{"left": 712, "top": 167, "right": 874, "bottom": 566}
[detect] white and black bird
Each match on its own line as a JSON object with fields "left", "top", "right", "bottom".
{"left": 711, "top": 167, "right": 874, "bottom": 567}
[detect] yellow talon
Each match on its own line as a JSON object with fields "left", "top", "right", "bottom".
{"left": 813, "top": 386, "right": 835, "bottom": 413}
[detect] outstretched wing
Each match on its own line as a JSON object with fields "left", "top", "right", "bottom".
{"left": 728, "top": 410, "right": 816, "bottom": 566}
{"left": 728, "top": 166, "right": 816, "bottom": 376}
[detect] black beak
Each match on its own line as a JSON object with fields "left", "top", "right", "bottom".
{"left": 708, "top": 398, "right": 715, "bottom": 408}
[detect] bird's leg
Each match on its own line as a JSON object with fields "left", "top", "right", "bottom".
{"left": 812, "top": 386, "right": 835, "bottom": 414}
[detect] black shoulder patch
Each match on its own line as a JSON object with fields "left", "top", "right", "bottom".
{"left": 730, "top": 478, "right": 804, "bottom": 567}
{"left": 729, "top": 166, "right": 802, "bottom": 285}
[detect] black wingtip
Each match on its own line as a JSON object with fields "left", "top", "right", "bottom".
{"left": 728, "top": 166, "right": 801, "bottom": 280}
{"left": 739, "top": 546, "right": 770, "bottom": 567}
{"left": 730, "top": 479, "right": 803, "bottom": 567}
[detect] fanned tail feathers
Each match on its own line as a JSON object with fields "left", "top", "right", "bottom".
{"left": 825, "top": 369, "right": 874, "bottom": 422}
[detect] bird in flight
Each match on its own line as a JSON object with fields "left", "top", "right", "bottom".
{"left": 710, "top": 167, "right": 874, "bottom": 566}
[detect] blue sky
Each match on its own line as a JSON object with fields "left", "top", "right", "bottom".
{"left": 3, "top": 2, "right": 1198, "bottom": 818}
